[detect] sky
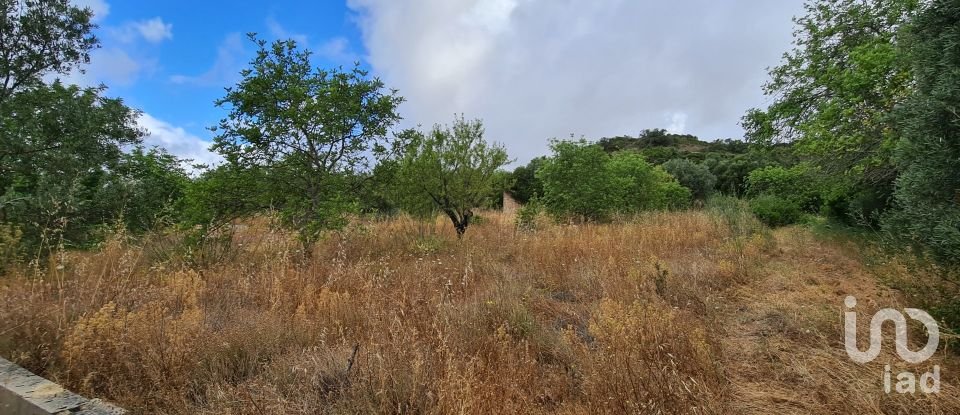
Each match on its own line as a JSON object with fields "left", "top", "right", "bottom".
{"left": 67, "top": 0, "right": 806, "bottom": 166}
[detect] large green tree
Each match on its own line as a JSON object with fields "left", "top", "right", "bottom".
{"left": 538, "top": 140, "right": 689, "bottom": 222}
{"left": 0, "top": 1, "right": 146, "bottom": 254}
{"left": 212, "top": 35, "right": 403, "bottom": 243}
{"left": 662, "top": 158, "right": 717, "bottom": 201}
{"left": 742, "top": 0, "right": 920, "bottom": 185}
{"left": 884, "top": 0, "right": 960, "bottom": 272}
{"left": 393, "top": 116, "right": 509, "bottom": 238}
{"left": 538, "top": 140, "right": 616, "bottom": 221}
{"left": 0, "top": 0, "right": 98, "bottom": 103}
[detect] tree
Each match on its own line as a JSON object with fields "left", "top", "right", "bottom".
{"left": 662, "top": 158, "right": 717, "bottom": 200}
{"left": 746, "top": 164, "right": 823, "bottom": 213}
{"left": 0, "top": 0, "right": 98, "bottom": 103}
{"left": 509, "top": 156, "right": 545, "bottom": 203}
{"left": 111, "top": 147, "right": 190, "bottom": 234}
{"left": 538, "top": 141, "right": 690, "bottom": 222}
{"left": 607, "top": 152, "right": 691, "bottom": 211}
{"left": 212, "top": 34, "right": 403, "bottom": 244}
{"left": 883, "top": 0, "right": 960, "bottom": 271}
{"left": 538, "top": 140, "right": 616, "bottom": 221}
{"left": 742, "top": 0, "right": 920, "bottom": 185}
{"left": 0, "top": 82, "right": 142, "bottom": 251}
{"left": 394, "top": 116, "right": 509, "bottom": 238}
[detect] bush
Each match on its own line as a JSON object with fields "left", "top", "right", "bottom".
{"left": 515, "top": 198, "right": 544, "bottom": 231}
{"left": 746, "top": 164, "right": 821, "bottom": 212}
{"left": 607, "top": 151, "right": 691, "bottom": 212}
{"left": 662, "top": 159, "right": 717, "bottom": 200}
{"left": 539, "top": 142, "right": 693, "bottom": 221}
{"left": 0, "top": 223, "right": 22, "bottom": 272}
{"left": 538, "top": 140, "right": 618, "bottom": 221}
{"left": 705, "top": 195, "right": 764, "bottom": 238}
{"left": 750, "top": 194, "right": 802, "bottom": 227}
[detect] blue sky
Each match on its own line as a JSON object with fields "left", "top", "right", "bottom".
{"left": 70, "top": 0, "right": 806, "bottom": 166}
{"left": 72, "top": 0, "right": 365, "bottom": 165}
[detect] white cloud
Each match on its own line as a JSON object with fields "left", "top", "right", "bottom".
{"left": 266, "top": 16, "right": 309, "bottom": 46}
{"left": 139, "top": 113, "right": 222, "bottom": 168}
{"left": 111, "top": 17, "right": 173, "bottom": 44}
{"left": 267, "top": 18, "right": 358, "bottom": 64}
{"left": 72, "top": 0, "right": 109, "bottom": 23}
{"left": 316, "top": 37, "right": 359, "bottom": 64}
{"left": 348, "top": 0, "right": 806, "bottom": 163}
{"left": 170, "top": 33, "right": 246, "bottom": 87}
{"left": 666, "top": 112, "right": 688, "bottom": 134}
{"left": 58, "top": 47, "right": 146, "bottom": 87}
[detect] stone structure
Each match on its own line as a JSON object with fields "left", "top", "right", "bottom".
{"left": 502, "top": 191, "right": 521, "bottom": 214}
{"left": 0, "top": 357, "right": 124, "bottom": 415}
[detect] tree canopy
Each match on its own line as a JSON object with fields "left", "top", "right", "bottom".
{"left": 212, "top": 34, "right": 404, "bottom": 243}
{"left": 392, "top": 116, "right": 509, "bottom": 237}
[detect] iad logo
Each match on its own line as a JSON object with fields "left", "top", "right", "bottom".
{"left": 843, "top": 296, "right": 941, "bottom": 394}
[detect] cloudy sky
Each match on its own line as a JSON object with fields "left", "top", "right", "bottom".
{"left": 68, "top": 0, "right": 805, "bottom": 166}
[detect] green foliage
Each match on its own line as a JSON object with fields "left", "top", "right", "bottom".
{"left": 743, "top": 0, "right": 920, "bottom": 185}
{"left": 0, "top": 81, "right": 143, "bottom": 252}
{"left": 703, "top": 153, "right": 766, "bottom": 196}
{"left": 746, "top": 164, "right": 822, "bottom": 213}
{"left": 661, "top": 158, "right": 717, "bottom": 200}
{"left": 538, "top": 140, "right": 691, "bottom": 221}
{"left": 637, "top": 146, "right": 681, "bottom": 165}
{"left": 705, "top": 195, "right": 764, "bottom": 238}
{"left": 598, "top": 129, "right": 710, "bottom": 154}
{"left": 607, "top": 151, "right": 690, "bottom": 211}
{"left": 538, "top": 140, "right": 617, "bottom": 221}
{"left": 0, "top": 222, "right": 21, "bottom": 271}
{"left": 112, "top": 147, "right": 190, "bottom": 234}
{"left": 515, "top": 197, "right": 544, "bottom": 231}
{"left": 883, "top": 0, "right": 960, "bottom": 272}
{"left": 212, "top": 34, "right": 403, "bottom": 244}
{"left": 178, "top": 164, "right": 262, "bottom": 229}
{"left": 393, "top": 116, "right": 510, "bottom": 237}
{"left": 508, "top": 156, "right": 545, "bottom": 203}
{"left": 0, "top": 0, "right": 98, "bottom": 102}
{"left": 750, "top": 194, "right": 803, "bottom": 227}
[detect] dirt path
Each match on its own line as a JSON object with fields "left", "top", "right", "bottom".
{"left": 719, "top": 229, "right": 960, "bottom": 414}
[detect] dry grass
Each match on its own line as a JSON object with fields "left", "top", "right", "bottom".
{"left": 0, "top": 210, "right": 958, "bottom": 414}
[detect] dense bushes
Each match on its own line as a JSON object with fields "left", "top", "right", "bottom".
{"left": 749, "top": 195, "right": 803, "bottom": 227}
{"left": 882, "top": 0, "right": 960, "bottom": 272}
{"left": 537, "top": 140, "right": 689, "bottom": 221}
{"left": 662, "top": 158, "right": 717, "bottom": 200}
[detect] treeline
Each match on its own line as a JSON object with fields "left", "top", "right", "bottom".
{"left": 511, "top": 0, "right": 960, "bottom": 280}
{"left": 2, "top": 0, "right": 959, "bottom": 285}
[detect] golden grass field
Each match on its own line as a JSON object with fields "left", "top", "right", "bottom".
{"left": 1, "top": 207, "right": 959, "bottom": 414}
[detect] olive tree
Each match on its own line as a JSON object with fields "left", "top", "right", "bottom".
{"left": 395, "top": 116, "right": 509, "bottom": 238}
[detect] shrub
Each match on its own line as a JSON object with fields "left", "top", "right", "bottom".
{"left": 608, "top": 151, "right": 691, "bottom": 211}
{"left": 0, "top": 223, "right": 22, "bottom": 272}
{"left": 662, "top": 158, "right": 717, "bottom": 200}
{"left": 538, "top": 140, "right": 617, "bottom": 221}
{"left": 539, "top": 142, "right": 693, "bottom": 221}
{"left": 515, "top": 198, "right": 544, "bottom": 231}
{"left": 746, "top": 164, "right": 821, "bottom": 212}
{"left": 750, "top": 194, "right": 802, "bottom": 227}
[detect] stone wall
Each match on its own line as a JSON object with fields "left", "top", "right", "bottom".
{"left": 0, "top": 357, "right": 124, "bottom": 415}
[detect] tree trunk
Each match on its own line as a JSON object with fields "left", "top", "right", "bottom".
{"left": 443, "top": 208, "right": 473, "bottom": 239}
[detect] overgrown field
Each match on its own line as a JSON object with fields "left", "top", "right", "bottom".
{"left": 1, "top": 208, "right": 959, "bottom": 414}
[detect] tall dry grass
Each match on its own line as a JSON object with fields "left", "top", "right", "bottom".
{"left": 1, "top": 209, "right": 956, "bottom": 414}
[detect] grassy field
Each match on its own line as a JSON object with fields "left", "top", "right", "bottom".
{"left": 1, "top": 207, "right": 959, "bottom": 414}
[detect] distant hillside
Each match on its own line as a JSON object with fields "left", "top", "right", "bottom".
{"left": 596, "top": 128, "right": 749, "bottom": 165}
{"left": 598, "top": 128, "right": 748, "bottom": 153}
